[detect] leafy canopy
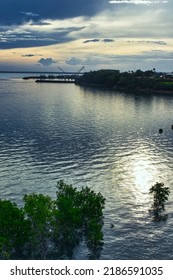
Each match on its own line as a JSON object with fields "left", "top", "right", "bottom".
{"left": 0, "top": 180, "right": 105, "bottom": 259}
{"left": 149, "top": 182, "right": 170, "bottom": 221}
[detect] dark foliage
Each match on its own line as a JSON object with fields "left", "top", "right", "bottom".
{"left": 0, "top": 180, "right": 105, "bottom": 259}
{"left": 149, "top": 182, "right": 170, "bottom": 221}
{"left": 76, "top": 69, "right": 173, "bottom": 92}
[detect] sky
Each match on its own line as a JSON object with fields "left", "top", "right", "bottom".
{"left": 0, "top": 0, "right": 172, "bottom": 72}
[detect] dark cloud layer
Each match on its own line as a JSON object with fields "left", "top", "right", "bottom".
{"left": 0, "top": 26, "right": 84, "bottom": 49}
{"left": 0, "top": 0, "right": 172, "bottom": 72}
{"left": 83, "top": 39, "right": 100, "bottom": 43}
{"left": 0, "top": 0, "right": 106, "bottom": 49}
{"left": 83, "top": 39, "right": 114, "bottom": 43}
{"left": 127, "top": 40, "right": 167, "bottom": 45}
{"left": 0, "top": 0, "right": 106, "bottom": 25}
{"left": 0, "top": 37, "right": 60, "bottom": 49}
{"left": 22, "top": 54, "right": 35, "bottom": 57}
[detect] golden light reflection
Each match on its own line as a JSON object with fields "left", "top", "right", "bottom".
{"left": 132, "top": 158, "right": 152, "bottom": 194}
{"left": 129, "top": 152, "right": 161, "bottom": 207}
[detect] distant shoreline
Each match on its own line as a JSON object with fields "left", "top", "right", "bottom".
{"left": 75, "top": 69, "right": 173, "bottom": 95}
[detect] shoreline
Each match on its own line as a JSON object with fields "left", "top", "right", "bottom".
{"left": 75, "top": 82, "right": 173, "bottom": 95}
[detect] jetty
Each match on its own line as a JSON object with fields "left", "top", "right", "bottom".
{"left": 35, "top": 78, "right": 75, "bottom": 83}
{"left": 23, "top": 66, "right": 85, "bottom": 84}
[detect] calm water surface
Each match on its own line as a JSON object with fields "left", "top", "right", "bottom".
{"left": 0, "top": 73, "right": 173, "bottom": 259}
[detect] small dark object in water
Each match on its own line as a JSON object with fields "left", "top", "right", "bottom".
{"left": 172, "top": 125, "right": 173, "bottom": 130}
{"left": 110, "top": 223, "right": 114, "bottom": 228}
{"left": 159, "top": 129, "right": 163, "bottom": 134}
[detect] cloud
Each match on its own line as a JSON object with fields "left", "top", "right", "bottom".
{"left": 0, "top": 17, "right": 86, "bottom": 49}
{"left": 0, "top": 0, "right": 106, "bottom": 25}
{"left": 0, "top": 34, "right": 57, "bottom": 49}
{"left": 102, "top": 39, "right": 114, "bottom": 43}
{"left": 66, "top": 56, "right": 113, "bottom": 66}
{"left": 66, "top": 57, "right": 83, "bottom": 65}
{"left": 83, "top": 38, "right": 114, "bottom": 43}
{"left": 20, "top": 12, "right": 39, "bottom": 17}
{"left": 141, "top": 49, "right": 173, "bottom": 59}
{"left": 83, "top": 39, "right": 100, "bottom": 43}
{"left": 22, "top": 54, "right": 35, "bottom": 57}
{"left": 38, "top": 57, "right": 56, "bottom": 66}
{"left": 0, "top": 0, "right": 173, "bottom": 72}
{"left": 29, "top": 21, "right": 51, "bottom": 26}
{"left": 22, "top": 53, "right": 42, "bottom": 57}
{"left": 127, "top": 40, "right": 167, "bottom": 45}
{"left": 150, "top": 41, "right": 167, "bottom": 45}
{"left": 108, "top": 0, "right": 168, "bottom": 4}
{"left": 66, "top": 49, "right": 173, "bottom": 68}
{"left": 0, "top": 3, "right": 172, "bottom": 50}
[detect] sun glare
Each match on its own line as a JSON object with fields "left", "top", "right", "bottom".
{"left": 132, "top": 158, "right": 157, "bottom": 196}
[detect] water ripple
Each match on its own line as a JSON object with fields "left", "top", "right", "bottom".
{"left": 0, "top": 78, "right": 173, "bottom": 259}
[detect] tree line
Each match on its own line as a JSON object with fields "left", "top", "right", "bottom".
{"left": 75, "top": 69, "right": 173, "bottom": 92}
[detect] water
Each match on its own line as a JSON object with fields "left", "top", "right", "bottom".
{"left": 0, "top": 73, "right": 173, "bottom": 259}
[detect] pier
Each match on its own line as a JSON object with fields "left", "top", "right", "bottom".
{"left": 23, "top": 66, "right": 85, "bottom": 84}
{"left": 35, "top": 78, "right": 75, "bottom": 83}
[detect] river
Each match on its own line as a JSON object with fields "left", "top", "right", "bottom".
{"left": 0, "top": 73, "right": 173, "bottom": 259}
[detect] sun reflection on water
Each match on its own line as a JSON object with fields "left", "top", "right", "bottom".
{"left": 133, "top": 158, "right": 153, "bottom": 193}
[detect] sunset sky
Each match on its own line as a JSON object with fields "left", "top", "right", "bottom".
{"left": 0, "top": 0, "right": 172, "bottom": 72}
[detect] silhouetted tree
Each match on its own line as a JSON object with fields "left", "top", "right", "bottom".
{"left": 149, "top": 182, "right": 170, "bottom": 221}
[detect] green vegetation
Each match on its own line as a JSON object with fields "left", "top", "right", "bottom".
{"left": 162, "top": 81, "right": 173, "bottom": 85}
{"left": 149, "top": 182, "right": 170, "bottom": 221}
{"left": 76, "top": 69, "right": 173, "bottom": 93}
{"left": 0, "top": 200, "right": 30, "bottom": 259}
{"left": 0, "top": 180, "right": 105, "bottom": 260}
{"left": 76, "top": 69, "right": 120, "bottom": 88}
{"left": 0, "top": 179, "right": 171, "bottom": 259}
